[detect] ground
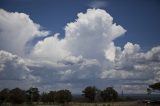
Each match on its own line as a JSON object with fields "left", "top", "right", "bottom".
{"left": 3, "top": 101, "right": 159, "bottom": 106}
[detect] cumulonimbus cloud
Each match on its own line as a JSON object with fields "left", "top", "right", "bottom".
{"left": 0, "top": 8, "right": 160, "bottom": 93}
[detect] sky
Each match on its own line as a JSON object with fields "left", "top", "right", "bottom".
{"left": 0, "top": 0, "right": 160, "bottom": 94}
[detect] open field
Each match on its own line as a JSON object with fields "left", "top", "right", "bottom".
{"left": 1, "top": 101, "right": 159, "bottom": 106}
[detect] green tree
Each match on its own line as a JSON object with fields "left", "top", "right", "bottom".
{"left": 9, "top": 88, "right": 26, "bottom": 104}
{"left": 100, "top": 87, "right": 118, "bottom": 102}
{"left": 82, "top": 86, "right": 97, "bottom": 102}
{"left": 55, "top": 90, "right": 72, "bottom": 103}
{"left": 0, "top": 88, "right": 10, "bottom": 104}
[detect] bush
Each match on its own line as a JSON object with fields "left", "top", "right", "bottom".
{"left": 100, "top": 87, "right": 118, "bottom": 102}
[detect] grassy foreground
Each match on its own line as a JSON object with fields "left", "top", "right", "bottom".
{"left": 67, "top": 101, "right": 139, "bottom": 106}
{"left": 3, "top": 101, "right": 156, "bottom": 106}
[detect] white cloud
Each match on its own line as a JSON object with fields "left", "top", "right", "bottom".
{"left": 123, "top": 42, "right": 140, "bottom": 55}
{"left": 144, "top": 46, "right": 160, "bottom": 61}
{"left": 105, "top": 42, "right": 116, "bottom": 61}
{"left": 0, "top": 9, "right": 49, "bottom": 56}
{"left": 65, "top": 9, "right": 126, "bottom": 58}
{"left": 101, "top": 69, "right": 133, "bottom": 79}
{"left": 98, "top": 42, "right": 160, "bottom": 93}
{"left": 31, "top": 33, "right": 70, "bottom": 62}
{"left": 32, "top": 9, "right": 126, "bottom": 63}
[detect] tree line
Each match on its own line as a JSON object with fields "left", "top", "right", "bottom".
{"left": 0, "top": 86, "right": 118, "bottom": 105}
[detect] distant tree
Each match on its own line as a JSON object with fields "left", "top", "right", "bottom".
{"left": 26, "top": 87, "right": 40, "bottom": 103}
{"left": 48, "top": 91, "right": 56, "bottom": 103}
{"left": 82, "top": 86, "right": 97, "bottom": 102}
{"left": 9, "top": 88, "right": 26, "bottom": 104}
{"left": 100, "top": 87, "right": 118, "bottom": 102}
{"left": 41, "top": 92, "right": 49, "bottom": 103}
{"left": 0, "top": 88, "right": 10, "bottom": 104}
{"left": 55, "top": 90, "right": 72, "bottom": 103}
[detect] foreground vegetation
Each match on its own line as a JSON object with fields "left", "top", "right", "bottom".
{"left": 0, "top": 101, "right": 158, "bottom": 106}
{"left": 0, "top": 86, "right": 119, "bottom": 105}
{"left": 0, "top": 82, "right": 159, "bottom": 106}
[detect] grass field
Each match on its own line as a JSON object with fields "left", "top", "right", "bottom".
{"left": 2, "top": 101, "right": 158, "bottom": 106}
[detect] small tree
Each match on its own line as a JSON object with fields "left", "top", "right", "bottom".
{"left": 100, "top": 87, "right": 118, "bottom": 102}
{"left": 82, "top": 86, "right": 97, "bottom": 102}
{"left": 48, "top": 91, "right": 56, "bottom": 103}
{"left": 9, "top": 88, "right": 26, "bottom": 104}
{"left": 55, "top": 90, "right": 72, "bottom": 103}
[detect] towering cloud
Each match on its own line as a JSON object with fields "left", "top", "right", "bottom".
{"left": 32, "top": 9, "right": 126, "bottom": 62}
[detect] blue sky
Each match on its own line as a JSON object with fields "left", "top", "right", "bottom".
{"left": 0, "top": 0, "right": 160, "bottom": 94}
